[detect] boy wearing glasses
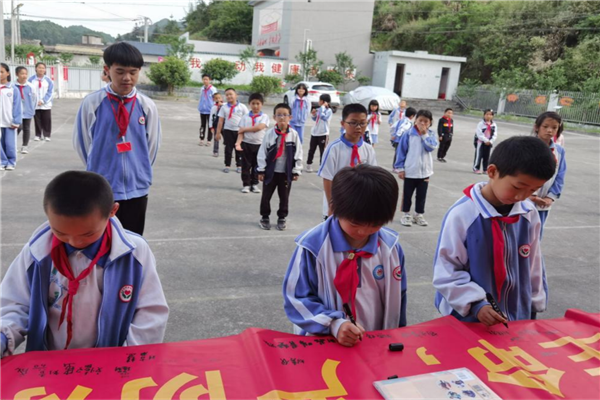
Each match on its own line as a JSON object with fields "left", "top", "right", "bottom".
{"left": 257, "top": 104, "right": 303, "bottom": 231}
{"left": 318, "top": 103, "right": 377, "bottom": 219}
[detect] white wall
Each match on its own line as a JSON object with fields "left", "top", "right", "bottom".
{"left": 371, "top": 52, "right": 389, "bottom": 88}
{"left": 187, "top": 52, "right": 287, "bottom": 85}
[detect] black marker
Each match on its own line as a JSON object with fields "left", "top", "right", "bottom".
{"left": 343, "top": 303, "right": 362, "bottom": 341}
{"left": 486, "top": 293, "right": 509, "bottom": 329}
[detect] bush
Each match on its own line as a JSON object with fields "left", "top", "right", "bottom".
{"left": 89, "top": 55, "right": 101, "bottom": 65}
{"left": 147, "top": 56, "right": 191, "bottom": 95}
{"left": 250, "top": 76, "right": 282, "bottom": 97}
{"left": 202, "top": 58, "right": 238, "bottom": 85}
{"left": 317, "top": 70, "right": 344, "bottom": 87}
{"left": 284, "top": 73, "right": 302, "bottom": 85}
{"left": 357, "top": 76, "right": 371, "bottom": 86}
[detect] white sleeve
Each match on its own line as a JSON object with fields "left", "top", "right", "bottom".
{"left": 528, "top": 211, "right": 547, "bottom": 313}
{"left": 475, "top": 122, "right": 489, "bottom": 143}
{"left": 218, "top": 106, "right": 227, "bottom": 119}
{"left": 368, "top": 146, "right": 378, "bottom": 166}
{"left": 142, "top": 97, "right": 161, "bottom": 166}
{"left": 293, "top": 130, "right": 303, "bottom": 175}
{"left": 125, "top": 241, "right": 169, "bottom": 346}
{"left": 317, "top": 144, "right": 337, "bottom": 180}
{"left": 208, "top": 107, "right": 216, "bottom": 128}
{"left": 257, "top": 131, "right": 270, "bottom": 172}
{"left": 0, "top": 245, "right": 33, "bottom": 357}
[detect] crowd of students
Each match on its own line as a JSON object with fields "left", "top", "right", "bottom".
{"left": 0, "top": 42, "right": 568, "bottom": 357}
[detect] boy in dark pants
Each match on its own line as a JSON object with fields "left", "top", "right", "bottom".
{"left": 437, "top": 108, "right": 454, "bottom": 162}
{"left": 236, "top": 93, "right": 270, "bottom": 193}
{"left": 306, "top": 94, "right": 332, "bottom": 172}
{"left": 15, "top": 66, "right": 36, "bottom": 154}
{"left": 216, "top": 88, "right": 249, "bottom": 173}
{"left": 257, "top": 104, "right": 303, "bottom": 231}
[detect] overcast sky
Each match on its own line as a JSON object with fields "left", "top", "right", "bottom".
{"left": 2, "top": 0, "right": 194, "bottom": 36}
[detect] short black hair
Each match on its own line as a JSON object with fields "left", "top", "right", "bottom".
{"left": 103, "top": 42, "right": 144, "bottom": 68}
{"left": 342, "top": 103, "right": 368, "bottom": 120}
{"left": 202, "top": 73, "right": 211, "bottom": 79}
{"left": 331, "top": 164, "right": 399, "bottom": 226}
{"left": 415, "top": 109, "right": 433, "bottom": 124}
{"left": 295, "top": 83, "right": 308, "bottom": 97}
{"left": 44, "top": 171, "right": 114, "bottom": 218}
{"left": 490, "top": 136, "right": 556, "bottom": 180}
{"left": 534, "top": 111, "right": 564, "bottom": 137}
{"left": 1, "top": 63, "right": 10, "bottom": 81}
{"left": 225, "top": 87, "right": 236, "bottom": 93}
{"left": 368, "top": 99, "right": 379, "bottom": 112}
{"left": 212, "top": 92, "right": 222, "bottom": 99}
{"left": 405, "top": 107, "right": 417, "bottom": 118}
{"left": 444, "top": 107, "right": 453, "bottom": 113}
{"left": 248, "top": 92, "right": 264, "bottom": 104}
{"left": 35, "top": 62, "right": 46, "bottom": 69}
{"left": 274, "top": 103, "right": 291, "bottom": 115}
{"left": 484, "top": 108, "right": 494, "bottom": 116}
{"left": 15, "top": 66, "right": 27, "bottom": 75}
{"left": 319, "top": 93, "right": 331, "bottom": 103}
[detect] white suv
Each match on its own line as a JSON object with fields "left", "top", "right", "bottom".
{"left": 283, "top": 81, "right": 341, "bottom": 113}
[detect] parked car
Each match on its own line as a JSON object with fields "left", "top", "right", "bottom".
{"left": 342, "top": 86, "right": 401, "bottom": 114}
{"left": 283, "top": 81, "right": 341, "bottom": 113}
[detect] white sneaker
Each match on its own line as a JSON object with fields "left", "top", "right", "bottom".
{"left": 241, "top": 186, "right": 250, "bottom": 193}
{"left": 0, "top": 166, "right": 5, "bottom": 170}
{"left": 5, "top": 165, "right": 15, "bottom": 171}
{"left": 305, "top": 164, "right": 313, "bottom": 173}
{"left": 413, "top": 214, "right": 428, "bottom": 226}
{"left": 251, "top": 185, "right": 261, "bottom": 193}
{"left": 45, "top": 137, "right": 51, "bottom": 141}
{"left": 34, "top": 136, "right": 41, "bottom": 141}
{"left": 21, "top": 146, "right": 28, "bottom": 154}
{"left": 400, "top": 213, "right": 413, "bottom": 226}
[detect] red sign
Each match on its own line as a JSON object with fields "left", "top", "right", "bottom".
{"left": 63, "top": 66, "right": 69, "bottom": 81}
{"left": 189, "top": 57, "right": 202, "bottom": 69}
{"left": 261, "top": 21, "right": 278, "bottom": 35}
{"left": 271, "top": 62, "right": 283, "bottom": 75}
{"left": 235, "top": 61, "right": 246, "bottom": 72}
{"left": 1, "top": 310, "right": 598, "bottom": 399}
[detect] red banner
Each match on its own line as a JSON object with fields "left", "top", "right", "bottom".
{"left": 1, "top": 310, "right": 598, "bottom": 399}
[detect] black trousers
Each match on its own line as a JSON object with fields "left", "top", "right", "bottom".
{"left": 437, "top": 136, "right": 452, "bottom": 159}
{"left": 116, "top": 195, "right": 149, "bottom": 235}
{"left": 34, "top": 109, "right": 52, "bottom": 138}
{"left": 17, "top": 119, "right": 32, "bottom": 146}
{"left": 223, "top": 129, "right": 242, "bottom": 167}
{"left": 260, "top": 173, "right": 292, "bottom": 219}
{"left": 392, "top": 142, "right": 399, "bottom": 166}
{"left": 307, "top": 135, "right": 328, "bottom": 165}
{"left": 402, "top": 178, "right": 429, "bottom": 214}
{"left": 241, "top": 142, "right": 260, "bottom": 187}
{"left": 473, "top": 142, "right": 492, "bottom": 171}
{"left": 199, "top": 114, "right": 210, "bottom": 140}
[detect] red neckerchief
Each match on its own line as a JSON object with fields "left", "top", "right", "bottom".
{"left": 17, "top": 84, "right": 25, "bottom": 99}
{"left": 333, "top": 247, "right": 376, "bottom": 321}
{"left": 250, "top": 112, "right": 262, "bottom": 126}
{"left": 370, "top": 112, "right": 378, "bottom": 129}
{"left": 38, "top": 78, "right": 43, "bottom": 89}
{"left": 399, "top": 108, "right": 404, "bottom": 119}
{"left": 106, "top": 93, "right": 137, "bottom": 139}
{"left": 50, "top": 221, "right": 112, "bottom": 349}
{"left": 443, "top": 116, "right": 453, "bottom": 128}
{"left": 228, "top": 102, "right": 238, "bottom": 119}
{"left": 274, "top": 126, "right": 289, "bottom": 160}
{"left": 203, "top": 85, "right": 213, "bottom": 100}
{"left": 485, "top": 121, "right": 492, "bottom": 137}
{"left": 463, "top": 185, "right": 519, "bottom": 301}
{"left": 350, "top": 144, "right": 361, "bottom": 167}
{"left": 298, "top": 96, "right": 304, "bottom": 111}
{"left": 0, "top": 85, "right": 9, "bottom": 93}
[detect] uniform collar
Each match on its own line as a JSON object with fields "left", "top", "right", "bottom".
{"left": 340, "top": 134, "right": 364, "bottom": 148}
{"left": 467, "top": 182, "right": 533, "bottom": 219}
{"left": 330, "top": 217, "right": 379, "bottom": 254}
{"left": 105, "top": 84, "right": 137, "bottom": 99}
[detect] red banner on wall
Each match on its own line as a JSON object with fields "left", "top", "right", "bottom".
{"left": 1, "top": 309, "right": 599, "bottom": 399}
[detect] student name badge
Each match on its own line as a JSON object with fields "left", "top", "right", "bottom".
{"left": 116, "top": 141, "right": 132, "bottom": 153}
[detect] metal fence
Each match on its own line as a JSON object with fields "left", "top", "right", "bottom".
{"left": 67, "top": 67, "right": 104, "bottom": 92}
{"left": 456, "top": 87, "right": 600, "bottom": 126}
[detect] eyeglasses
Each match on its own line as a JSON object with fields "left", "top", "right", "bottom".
{"left": 275, "top": 114, "right": 291, "bottom": 118}
{"left": 344, "top": 121, "right": 368, "bottom": 128}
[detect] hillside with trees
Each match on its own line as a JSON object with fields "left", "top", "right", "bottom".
{"left": 3, "top": 19, "right": 115, "bottom": 45}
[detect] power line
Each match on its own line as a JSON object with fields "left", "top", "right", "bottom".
{"left": 19, "top": 13, "right": 134, "bottom": 21}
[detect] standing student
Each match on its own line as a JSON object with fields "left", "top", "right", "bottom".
{"left": 73, "top": 42, "right": 161, "bottom": 235}
{"left": 436, "top": 108, "right": 454, "bottom": 162}
{"left": 366, "top": 99, "right": 382, "bottom": 147}
{"left": 215, "top": 88, "right": 248, "bottom": 173}
{"left": 388, "top": 99, "right": 407, "bottom": 126}
{"left": 208, "top": 92, "right": 223, "bottom": 157}
{"left": 394, "top": 110, "right": 438, "bottom": 227}
{"left": 257, "top": 103, "right": 303, "bottom": 231}
{"left": 290, "top": 83, "right": 310, "bottom": 144}
{"left": 235, "top": 93, "right": 270, "bottom": 193}
{"left": 15, "top": 66, "right": 37, "bottom": 154}
{"left": 306, "top": 94, "right": 332, "bottom": 173}
{"left": 29, "top": 62, "right": 54, "bottom": 141}
{"left": 391, "top": 107, "right": 417, "bottom": 167}
{"left": 197, "top": 74, "right": 217, "bottom": 146}
{"left": 0, "top": 63, "right": 23, "bottom": 171}
{"left": 318, "top": 103, "right": 377, "bottom": 219}
{"left": 473, "top": 109, "right": 497, "bottom": 174}
{"left": 530, "top": 112, "right": 567, "bottom": 238}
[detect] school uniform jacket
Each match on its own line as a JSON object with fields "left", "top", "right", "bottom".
{"left": 388, "top": 107, "right": 404, "bottom": 126}
{"left": 366, "top": 111, "right": 382, "bottom": 137}
{"left": 15, "top": 82, "right": 37, "bottom": 119}
{"left": 433, "top": 182, "right": 547, "bottom": 322}
{"left": 197, "top": 85, "right": 217, "bottom": 114}
{"left": 311, "top": 106, "right": 332, "bottom": 136}
{"left": 0, "top": 82, "right": 23, "bottom": 129}
{"left": 0, "top": 217, "right": 169, "bottom": 357}
{"left": 28, "top": 75, "right": 54, "bottom": 110}
{"left": 283, "top": 217, "right": 407, "bottom": 337}
{"left": 437, "top": 117, "right": 454, "bottom": 138}
{"left": 475, "top": 120, "right": 498, "bottom": 145}
{"left": 394, "top": 126, "right": 438, "bottom": 178}
{"left": 73, "top": 85, "right": 161, "bottom": 201}
{"left": 290, "top": 95, "right": 310, "bottom": 127}
{"left": 534, "top": 142, "right": 566, "bottom": 211}
{"left": 257, "top": 126, "right": 303, "bottom": 184}
{"left": 390, "top": 116, "right": 412, "bottom": 143}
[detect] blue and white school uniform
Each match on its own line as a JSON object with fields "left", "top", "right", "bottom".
{"left": 390, "top": 116, "right": 413, "bottom": 144}
{"left": 433, "top": 182, "right": 547, "bottom": 322}
{"left": 28, "top": 75, "right": 53, "bottom": 110}
{"left": 317, "top": 135, "right": 377, "bottom": 216}
{"left": 0, "top": 217, "right": 169, "bottom": 357}
{"left": 73, "top": 85, "right": 161, "bottom": 201}
{"left": 311, "top": 105, "right": 332, "bottom": 137}
{"left": 283, "top": 217, "right": 407, "bottom": 337}
{"left": 197, "top": 85, "right": 217, "bottom": 115}
{"left": 393, "top": 127, "right": 438, "bottom": 177}
{"left": 0, "top": 82, "right": 23, "bottom": 168}
{"left": 290, "top": 95, "right": 310, "bottom": 143}
{"left": 534, "top": 142, "right": 566, "bottom": 237}
{"left": 366, "top": 111, "right": 382, "bottom": 144}
{"left": 388, "top": 107, "right": 404, "bottom": 126}
{"left": 14, "top": 82, "right": 37, "bottom": 120}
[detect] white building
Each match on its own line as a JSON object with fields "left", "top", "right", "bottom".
{"left": 372, "top": 51, "right": 467, "bottom": 100}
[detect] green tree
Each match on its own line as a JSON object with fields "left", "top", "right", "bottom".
{"left": 250, "top": 76, "right": 282, "bottom": 97}
{"left": 88, "top": 55, "right": 101, "bottom": 65}
{"left": 333, "top": 51, "right": 356, "bottom": 89}
{"left": 59, "top": 53, "right": 74, "bottom": 65}
{"left": 317, "top": 70, "right": 344, "bottom": 87}
{"left": 357, "top": 75, "right": 371, "bottom": 86}
{"left": 185, "top": 0, "right": 252, "bottom": 44}
{"left": 202, "top": 58, "right": 239, "bottom": 85}
{"left": 295, "top": 49, "right": 323, "bottom": 80}
{"left": 147, "top": 56, "right": 191, "bottom": 95}
{"left": 239, "top": 46, "right": 260, "bottom": 76}
{"left": 5, "top": 44, "right": 43, "bottom": 59}
{"left": 284, "top": 73, "right": 302, "bottom": 85}
{"left": 157, "top": 37, "right": 195, "bottom": 61}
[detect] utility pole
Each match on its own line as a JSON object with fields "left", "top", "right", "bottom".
{"left": 16, "top": 2, "right": 20, "bottom": 45}
{"left": 10, "top": 0, "right": 14, "bottom": 62}
{"left": 143, "top": 17, "right": 151, "bottom": 43}
{"left": 0, "top": 0, "right": 6, "bottom": 61}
